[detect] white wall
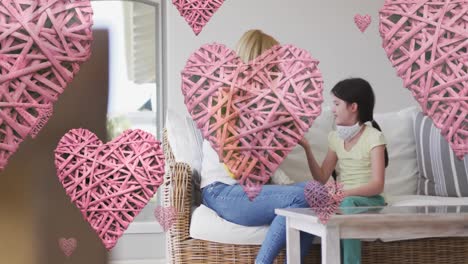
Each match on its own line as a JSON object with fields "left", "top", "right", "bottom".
{"left": 165, "top": 0, "right": 418, "bottom": 117}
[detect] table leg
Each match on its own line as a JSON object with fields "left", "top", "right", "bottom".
{"left": 322, "top": 225, "right": 340, "bottom": 264}
{"left": 286, "top": 218, "right": 301, "bottom": 263}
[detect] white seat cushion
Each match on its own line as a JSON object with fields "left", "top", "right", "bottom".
{"left": 190, "top": 205, "right": 268, "bottom": 245}
{"left": 190, "top": 205, "right": 322, "bottom": 245}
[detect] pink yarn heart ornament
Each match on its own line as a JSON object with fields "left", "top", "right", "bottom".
{"left": 0, "top": 0, "right": 94, "bottom": 172}
{"left": 354, "top": 14, "right": 372, "bottom": 32}
{"left": 154, "top": 206, "right": 178, "bottom": 232}
{"left": 55, "top": 129, "right": 165, "bottom": 250}
{"left": 182, "top": 43, "right": 323, "bottom": 200}
{"left": 172, "top": 0, "right": 225, "bottom": 35}
{"left": 304, "top": 180, "right": 344, "bottom": 224}
{"left": 58, "top": 237, "right": 77, "bottom": 258}
{"left": 379, "top": 0, "right": 467, "bottom": 159}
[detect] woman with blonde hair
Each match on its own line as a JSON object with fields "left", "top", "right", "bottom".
{"left": 200, "top": 29, "right": 315, "bottom": 263}
{"left": 235, "top": 29, "right": 280, "bottom": 62}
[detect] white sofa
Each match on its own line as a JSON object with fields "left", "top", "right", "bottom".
{"left": 166, "top": 106, "right": 468, "bottom": 246}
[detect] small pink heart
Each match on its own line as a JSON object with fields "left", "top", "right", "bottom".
{"left": 154, "top": 206, "right": 178, "bottom": 232}
{"left": 58, "top": 237, "right": 77, "bottom": 258}
{"left": 181, "top": 43, "right": 323, "bottom": 200}
{"left": 379, "top": 0, "right": 467, "bottom": 159}
{"left": 354, "top": 14, "right": 372, "bottom": 33}
{"left": 0, "top": 0, "right": 94, "bottom": 172}
{"left": 172, "top": 0, "right": 225, "bottom": 35}
{"left": 304, "top": 181, "right": 344, "bottom": 224}
{"left": 55, "top": 129, "right": 165, "bottom": 250}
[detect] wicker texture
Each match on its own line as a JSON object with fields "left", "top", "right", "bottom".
{"left": 354, "top": 14, "right": 372, "bottom": 32}
{"left": 379, "top": 0, "right": 468, "bottom": 159}
{"left": 172, "top": 0, "right": 224, "bottom": 35}
{"left": 182, "top": 43, "right": 323, "bottom": 200}
{"left": 0, "top": 0, "right": 94, "bottom": 172}
{"left": 154, "top": 205, "right": 178, "bottom": 232}
{"left": 55, "top": 129, "right": 165, "bottom": 250}
{"left": 163, "top": 128, "right": 468, "bottom": 263}
{"left": 305, "top": 181, "right": 344, "bottom": 224}
{"left": 58, "top": 237, "right": 77, "bottom": 258}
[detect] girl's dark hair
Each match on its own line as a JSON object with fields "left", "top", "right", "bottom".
{"left": 331, "top": 78, "right": 389, "bottom": 168}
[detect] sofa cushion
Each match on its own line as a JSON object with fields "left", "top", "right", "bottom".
{"left": 374, "top": 106, "right": 420, "bottom": 196}
{"left": 165, "top": 109, "right": 203, "bottom": 171}
{"left": 166, "top": 109, "right": 204, "bottom": 206}
{"left": 190, "top": 204, "right": 322, "bottom": 245}
{"left": 190, "top": 204, "right": 268, "bottom": 245}
{"left": 414, "top": 112, "right": 468, "bottom": 197}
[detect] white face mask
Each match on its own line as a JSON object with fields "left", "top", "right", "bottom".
{"left": 336, "top": 122, "right": 362, "bottom": 141}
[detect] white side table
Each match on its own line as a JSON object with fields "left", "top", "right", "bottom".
{"left": 275, "top": 206, "right": 468, "bottom": 264}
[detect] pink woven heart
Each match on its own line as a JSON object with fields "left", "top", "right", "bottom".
{"left": 58, "top": 237, "right": 77, "bottom": 258}
{"left": 54, "top": 129, "right": 165, "bottom": 250}
{"left": 304, "top": 180, "right": 344, "bottom": 224}
{"left": 154, "top": 206, "right": 178, "bottom": 232}
{"left": 354, "top": 14, "right": 372, "bottom": 32}
{"left": 172, "top": 0, "right": 224, "bottom": 35}
{"left": 182, "top": 43, "right": 323, "bottom": 200}
{"left": 0, "top": 0, "right": 93, "bottom": 172}
{"left": 379, "top": 0, "right": 467, "bottom": 159}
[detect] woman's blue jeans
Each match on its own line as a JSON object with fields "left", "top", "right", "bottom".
{"left": 202, "top": 181, "right": 315, "bottom": 264}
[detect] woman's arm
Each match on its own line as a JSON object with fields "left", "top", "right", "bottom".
{"left": 299, "top": 138, "right": 337, "bottom": 184}
{"left": 343, "top": 145, "right": 386, "bottom": 197}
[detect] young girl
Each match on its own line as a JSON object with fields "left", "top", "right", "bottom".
{"left": 299, "top": 78, "right": 389, "bottom": 264}
{"left": 200, "top": 29, "right": 315, "bottom": 264}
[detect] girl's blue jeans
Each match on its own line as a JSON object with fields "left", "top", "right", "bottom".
{"left": 202, "top": 181, "right": 314, "bottom": 264}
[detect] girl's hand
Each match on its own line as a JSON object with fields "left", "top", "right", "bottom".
{"left": 298, "top": 137, "right": 310, "bottom": 149}
{"left": 343, "top": 190, "right": 350, "bottom": 197}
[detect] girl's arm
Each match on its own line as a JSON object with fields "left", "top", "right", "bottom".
{"left": 299, "top": 138, "right": 337, "bottom": 184}
{"left": 343, "top": 145, "right": 386, "bottom": 197}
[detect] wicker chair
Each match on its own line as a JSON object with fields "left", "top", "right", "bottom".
{"left": 162, "top": 129, "right": 468, "bottom": 264}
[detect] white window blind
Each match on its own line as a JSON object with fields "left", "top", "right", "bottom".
{"left": 124, "top": 1, "right": 157, "bottom": 84}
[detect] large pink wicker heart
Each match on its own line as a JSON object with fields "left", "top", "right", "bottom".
{"left": 172, "top": 0, "right": 224, "bottom": 35}
{"left": 54, "top": 129, "right": 165, "bottom": 250}
{"left": 0, "top": 0, "right": 93, "bottom": 172}
{"left": 182, "top": 43, "right": 323, "bottom": 200}
{"left": 379, "top": 0, "right": 467, "bottom": 159}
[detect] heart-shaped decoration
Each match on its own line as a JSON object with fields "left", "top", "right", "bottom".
{"left": 58, "top": 237, "right": 77, "bottom": 258}
{"left": 181, "top": 43, "right": 323, "bottom": 200}
{"left": 154, "top": 206, "right": 178, "bottom": 232}
{"left": 172, "top": 0, "right": 225, "bottom": 35}
{"left": 304, "top": 180, "right": 344, "bottom": 224}
{"left": 354, "top": 14, "right": 372, "bottom": 33}
{"left": 379, "top": 0, "right": 467, "bottom": 159}
{"left": 55, "top": 129, "right": 165, "bottom": 250}
{"left": 0, "top": 0, "right": 94, "bottom": 172}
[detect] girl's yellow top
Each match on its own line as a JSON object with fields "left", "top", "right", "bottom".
{"left": 328, "top": 124, "right": 386, "bottom": 191}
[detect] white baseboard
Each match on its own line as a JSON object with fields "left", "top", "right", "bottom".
{"left": 110, "top": 259, "right": 166, "bottom": 264}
